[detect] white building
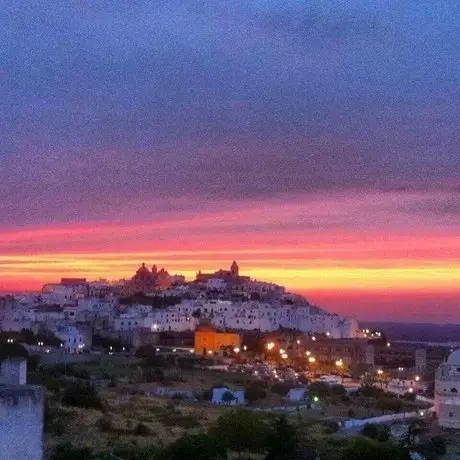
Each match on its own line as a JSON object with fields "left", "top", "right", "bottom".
{"left": 54, "top": 326, "right": 87, "bottom": 353}
{"left": 435, "top": 349, "right": 460, "bottom": 428}
{"left": 111, "top": 298, "right": 358, "bottom": 338}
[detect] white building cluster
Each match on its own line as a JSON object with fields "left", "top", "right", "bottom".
{"left": 0, "top": 263, "right": 360, "bottom": 350}
{"left": 112, "top": 299, "right": 358, "bottom": 338}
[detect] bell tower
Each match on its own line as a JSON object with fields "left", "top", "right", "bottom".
{"left": 230, "top": 260, "right": 239, "bottom": 278}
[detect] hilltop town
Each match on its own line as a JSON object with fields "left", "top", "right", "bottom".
{"left": 0, "top": 261, "right": 359, "bottom": 352}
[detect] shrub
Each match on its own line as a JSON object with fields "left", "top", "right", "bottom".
{"left": 402, "top": 392, "right": 416, "bottom": 401}
{"left": 27, "top": 354, "right": 41, "bottom": 372}
{"left": 62, "top": 383, "right": 104, "bottom": 410}
{"left": 429, "top": 435, "right": 446, "bottom": 455}
{"left": 245, "top": 383, "right": 267, "bottom": 403}
{"left": 144, "top": 367, "right": 165, "bottom": 382}
{"left": 361, "top": 423, "right": 390, "bottom": 442}
{"left": 209, "top": 409, "right": 272, "bottom": 453}
{"left": 358, "top": 384, "right": 385, "bottom": 398}
{"left": 160, "top": 434, "right": 226, "bottom": 460}
{"left": 321, "top": 420, "right": 340, "bottom": 434}
{"left": 134, "top": 422, "right": 151, "bottom": 436}
{"left": 270, "top": 382, "right": 293, "bottom": 395}
{"left": 96, "top": 415, "right": 113, "bottom": 432}
{"left": 50, "top": 442, "right": 94, "bottom": 460}
{"left": 331, "top": 384, "right": 346, "bottom": 396}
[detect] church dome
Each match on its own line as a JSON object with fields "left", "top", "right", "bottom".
{"left": 446, "top": 349, "right": 460, "bottom": 365}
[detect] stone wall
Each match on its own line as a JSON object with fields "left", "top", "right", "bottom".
{"left": 0, "top": 385, "right": 44, "bottom": 460}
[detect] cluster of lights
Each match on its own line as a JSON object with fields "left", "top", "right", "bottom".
{"left": 335, "top": 359, "right": 343, "bottom": 368}
{"left": 234, "top": 347, "right": 240, "bottom": 353}
{"left": 266, "top": 342, "right": 275, "bottom": 351}
{"left": 363, "top": 329, "right": 382, "bottom": 338}
{"left": 308, "top": 356, "right": 316, "bottom": 363}
{"left": 37, "top": 341, "right": 44, "bottom": 346}
{"left": 6, "top": 338, "right": 13, "bottom": 343}
{"left": 398, "top": 367, "right": 405, "bottom": 371}
{"left": 377, "top": 369, "right": 384, "bottom": 375}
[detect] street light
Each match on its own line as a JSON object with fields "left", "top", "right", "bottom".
{"left": 243, "top": 345, "right": 247, "bottom": 351}
{"left": 281, "top": 353, "right": 288, "bottom": 359}
{"left": 415, "top": 375, "right": 420, "bottom": 382}
{"left": 386, "top": 342, "right": 391, "bottom": 347}
{"left": 308, "top": 357, "right": 316, "bottom": 363}
{"left": 234, "top": 347, "right": 240, "bottom": 354}
{"left": 377, "top": 369, "right": 383, "bottom": 375}
{"left": 296, "top": 340, "right": 300, "bottom": 344}
{"left": 408, "top": 387, "right": 414, "bottom": 393}
{"left": 313, "top": 396, "right": 319, "bottom": 402}
{"left": 312, "top": 336, "right": 316, "bottom": 341}
{"left": 266, "top": 342, "right": 275, "bottom": 351}
{"left": 305, "top": 350, "right": 311, "bottom": 356}
{"left": 335, "top": 360, "right": 343, "bottom": 367}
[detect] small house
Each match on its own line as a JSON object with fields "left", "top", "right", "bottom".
{"left": 287, "top": 388, "right": 308, "bottom": 402}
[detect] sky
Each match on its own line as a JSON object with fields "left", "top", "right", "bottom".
{"left": 1, "top": 1, "right": 460, "bottom": 322}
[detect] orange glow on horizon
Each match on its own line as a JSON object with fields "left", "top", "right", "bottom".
{"left": 2, "top": 192, "right": 460, "bottom": 321}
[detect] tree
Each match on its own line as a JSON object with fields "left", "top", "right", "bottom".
{"left": 221, "top": 390, "right": 235, "bottom": 404}
{"left": 342, "top": 437, "right": 410, "bottom": 460}
{"left": 309, "top": 381, "right": 331, "bottom": 398}
{"left": 160, "top": 434, "right": 227, "bottom": 460}
{"left": 62, "top": 383, "right": 104, "bottom": 410}
{"left": 0, "top": 342, "right": 29, "bottom": 361}
{"left": 361, "top": 423, "right": 390, "bottom": 442}
{"left": 330, "top": 384, "right": 346, "bottom": 396}
{"left": 265, "top": 416, "right": 313, "bottom": 460}
{"left": 400, "top": 421, "right": 424, "bottom": 448}
{"left": 376, "top": 397, "right": 403, "bottom": 414}
{"left": 270, "top": 382, "right": 293, "bottom": 396}
{"left": 298, "top": 374, "right": 309, "bottom": 385}
{"left": 350, "top": 362, "right": 370, "bottom": 380}
{"left": 245, "top": 383, "right": 267, "bottom": 403}
{"left": 209, "top": 409, "right": 272, "bottom": 453}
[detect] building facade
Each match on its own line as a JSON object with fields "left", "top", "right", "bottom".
{"left": 435, "top": 349, "right": 460, "bottom": 428}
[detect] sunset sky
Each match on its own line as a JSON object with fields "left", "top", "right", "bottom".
{"left": 1, "top": 1, "right": 460, "bottom": 321}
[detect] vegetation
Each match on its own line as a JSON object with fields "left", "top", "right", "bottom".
{"left": 119, "top": 294, "right": 181, "bottom": 307}
{"left": 342, "top": 437, "right": 410, "bottom": 460}
{"left": 61, "top": 383, "right": 104, "bottom": 410}
{"left": 0, "top": 341, "right": 29, "bottom": 361}
{"left": 245, "top": 382, "right": 267, "bottom": 403}
{"left": 209, "top": 410, "right": 272, "bottom": 453}
{"left": 361, "top": 423, "right": 390, "bottom": 442}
